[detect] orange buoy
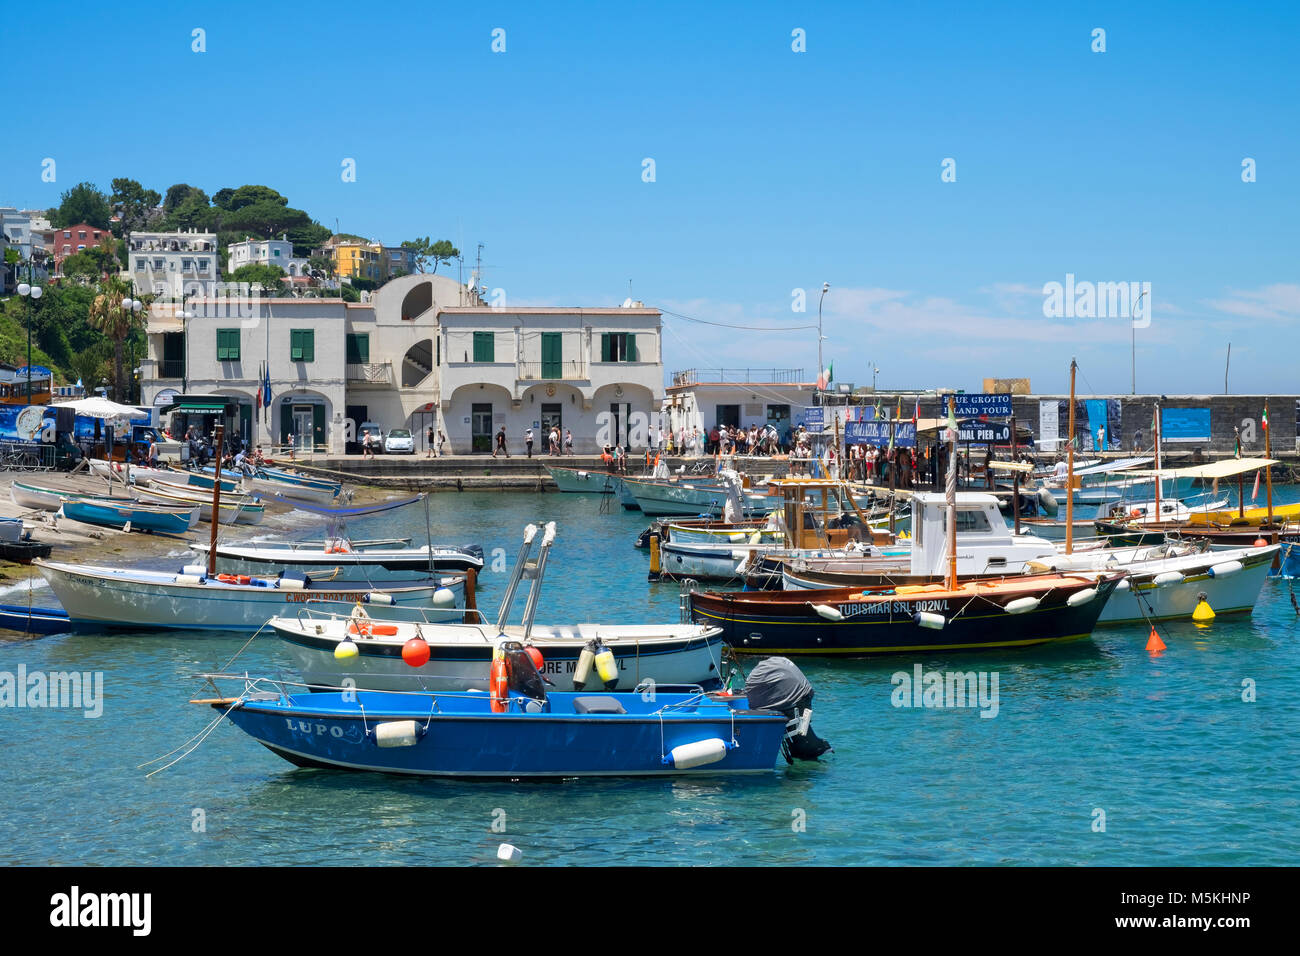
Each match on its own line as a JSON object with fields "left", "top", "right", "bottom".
{"left": 401, "top": 637, "right": 430, "bottom": 667}
{"left": 1254, "top": 538, "right": 1267, "bottom": 547}
{"left": 489, "top": 657, "right": 508, "bottom": 712}
{"left": 1146, "top": 626, "right": 1166, "bottom": 653}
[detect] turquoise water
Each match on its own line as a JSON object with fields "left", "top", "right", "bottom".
{"left": 3, "top": 486, "right": 1298, "bottom": 866}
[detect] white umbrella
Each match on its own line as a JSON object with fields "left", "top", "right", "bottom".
{"left": 57, "top": 397, "right": 143, "bottom": 420}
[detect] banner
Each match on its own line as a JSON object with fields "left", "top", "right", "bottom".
{"left": 954, "top": 393, "right": 1012, "bottom": 418}
{"left": 800, "top": 407, "right": 824, "bottom": 431}
{"left": 958, "top": 420, "right": 1011, "bottom": 443}
{"left": 846, "top": 420, "right": 917, "bottom": 447}
{"left": 1039, "top": 400, "right": 1060, "bottom": 451}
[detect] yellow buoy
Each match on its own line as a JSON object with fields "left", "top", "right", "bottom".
{"left": 1192, "top": 595, "right": 1215, "bottom": 622}
{"left": 334, "top": 639, "right": 359, "bottom": 660}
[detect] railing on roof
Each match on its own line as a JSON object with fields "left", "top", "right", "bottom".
{"left": 671, "top": 368, "right": 806, "bottom": 387}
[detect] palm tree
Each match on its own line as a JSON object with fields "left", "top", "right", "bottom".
{"left": 88, "top": 276, "right": 147, "bottom": 402}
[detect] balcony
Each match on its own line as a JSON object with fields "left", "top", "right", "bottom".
{"left": 157, "top": 359, "right": 186, "bottom": 379}
{"left": 346, "top": 362, "right": 394, "bottom": 384}
{"left": 517, "top": 360, "right": 589, "bottom": 382}
{"left": 671, "top": 368, "right": 807, "bottom": 387}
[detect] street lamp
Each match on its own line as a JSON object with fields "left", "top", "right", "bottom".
{"left": 1130, "top": 289, "right": 1148, "bottom": 395}
{"left": 179, "top": 287, "right": 193, "bottom": 394}
{"left": 817, "top": 281, "right": 830, "bottom": 390}
{"left": 122, "top": 296, "right": 143, "bottom": 403}
{"left": 17, "top": 280, "right": 42, "bottom": 402}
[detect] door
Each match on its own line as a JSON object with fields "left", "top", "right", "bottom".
{"left": 541, "top": 332, "right": 561, "bottom": 379}
{"left": 716, "top": 404, "right": 740, "bottom": 429}
{"left": 471, "top": 403, "right": 493, "bottom": 453}
{"left": 541, "top": 403, "right": 562, "bottom": 436}
{"left": 608, "top": 402, "right": 631, "bottom": 447}
{"left": 293, "top": 408, "right": 314, "bottom": 451}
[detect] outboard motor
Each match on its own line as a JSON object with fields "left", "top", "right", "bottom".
{"left": 742, "top": 657, "right": 832, "bottom": 763}
{"left": 501, "top": 641, "right": 550, "bottom": 701}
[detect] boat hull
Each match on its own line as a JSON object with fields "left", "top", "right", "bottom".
{"left": 274, "top": 619, "right": 728, "bottom": 692}
{"left": 35, "top": 561, "right": 464, "bottom": 632}
{"left": 192, "top": 543, "right": 485, "bottom": 580}
{"left": 216, "top": 689, "right": 786, "bottom": 777}
{"left": 689, "top": 575, "right": 1119, "bottom": 655}
{"left": 61, "top": 498, "right": 197, "bottom": 534}
{"left": 546, "top": 466, "right": 615, "bottom": 494}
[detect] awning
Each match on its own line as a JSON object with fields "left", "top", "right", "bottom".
{"left": 1126, "top": 457, "right": 1279, "bottom": 480}
{"left": 159, "top": 398, "right": 233, "bottom": 415}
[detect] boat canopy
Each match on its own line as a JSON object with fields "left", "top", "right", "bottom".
{"left": 1067, "top": 456, "right": 1154, "bottom": 477}
{"left": 256, "top": 491, "right": 425, "bottom": 516}
{"left": 1126, "top": 457, "right": 1279, "bottom": 480}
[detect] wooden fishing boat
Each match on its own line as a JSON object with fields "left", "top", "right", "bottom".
{"left": 135, "top": 483, "right": 265, "bottom": 525}
{"left": 0, "top": 602, "right": 69, "bottom": 634}
{"left": 192, "top": 540, "right": 484, "bottom": 579}
{"left": 33, "top": 560, "right": 465, "bottom": 632}
{"left": 60, "top": 497, "right": 199, "bottom": 534}
{"left": 689, "top": 572, "right": 1121, "bottom": 655}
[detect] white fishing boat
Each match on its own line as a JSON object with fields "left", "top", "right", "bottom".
{"left": 193, "top": 540, "right": 484, "bottom": 579}
{"left": 1027, "top": 542, "right": 1278, "bottom": 624}
{"left": 546, "top": 466, "right": 617, "bottom": 494}
{"left": 270, "top": 522, "right": 730, "bottom": 692}
{"left": 623, "top": 476, "right": 780, "bottom": 518}
{"left": 33, "top": 560, "right": 466, "bottom": 632}
{"left": 86, "top": 460, "right": 181, "bottom": 485}
{"left": 134, "top": 485, "right": 266, "bottom": 525}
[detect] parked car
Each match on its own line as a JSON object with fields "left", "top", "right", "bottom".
{"left": 384, "top": 428, "right": 415, "bottom": 454}
{"left": 358, "top": 421, "right": 385, "bottom": 454}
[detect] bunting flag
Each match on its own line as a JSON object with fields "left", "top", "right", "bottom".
{"left": 255, "top": 362, "right": 263, "bottom": 411}
{"left": 1262, "top": 404, "right": 1270, "bottom": 431}
{"left": 1252, "top": 469, "right": 1261, "bottom": 501}
{"left": 945, "top": 395, "right": 958, "bottom": 440}
{"left": 912, "top": 399, "right": 919, "bottom": 426}
{"left": 896, "top": 397, "right": 902, "bottom": 421}
{"left": 874, "top": 399, "right": 883, "bottom": 421}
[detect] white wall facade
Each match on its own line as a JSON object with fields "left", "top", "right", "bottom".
{"left": 128, "top": 229, "right": 220, "bottom": 296}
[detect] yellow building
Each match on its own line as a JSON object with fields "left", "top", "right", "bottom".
{"left": 334, "top": 243, "right": 383, "bottom": 281}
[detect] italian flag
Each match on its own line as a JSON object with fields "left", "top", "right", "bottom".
{"left": 1262, "top": 406, "right": 1269, "bottom": 431}
{"left": 817, "top": 361, "right": 834, "bottom": 390}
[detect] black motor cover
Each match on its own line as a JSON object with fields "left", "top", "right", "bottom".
{"left": 501, "top": 641, "right": 548, "bottom": 700}
{"left": 743, "top": 657, "right": 831, "bottom": 762}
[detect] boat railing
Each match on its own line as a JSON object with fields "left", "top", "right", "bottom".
{"left": 288, "top": 604, "right": 492, "bottom": 629}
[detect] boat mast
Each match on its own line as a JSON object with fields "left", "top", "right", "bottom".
{"left": 206, "top": 423, "right": 225, "bottom": 578}
{"left": 1265, "top": 398, "right": 1274, "bottom": 528}
{"left": 1065, "top": 359, "right": 1076, "bottom": 555}
{"left": 1153, "top": 399, "right": 1162, "bottom": 519}
{"left": 945, "top": 394, "right": 957, "bottom": 590}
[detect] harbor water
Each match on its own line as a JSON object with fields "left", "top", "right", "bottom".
{"left": 3, "top": 485, "right": 1298, "bottom": 865}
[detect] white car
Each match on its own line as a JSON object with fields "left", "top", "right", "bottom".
{"left": 384, "top": 428, "right": 414, "bottom": 454}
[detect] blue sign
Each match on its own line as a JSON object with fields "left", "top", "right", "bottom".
{"left": 1161, "top": 407, "right": 1210, "bottom": 443}
{"left": 846, "top": 420, "right": 917, "bottom": 447}
{"left": 958, "top": 420, "right": 1011, "bottom": 443}
{"left": 954, "top": 393, "right": 1012, "bottom": 418}
{"left": 801, "top": 407, "right": 824, "bottom": 431}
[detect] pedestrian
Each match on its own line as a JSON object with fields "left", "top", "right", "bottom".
{"left": 525, "top": 426, "right": 534, "bottom": 458}
{"left": 426, "top": 425, "right": 435, "bottom": 458}
{"left": 493, "top": 426, "right": 509, "bottom": 458}
{"left": 438, "top": 430, "right": 447, "bottom": 456}
{"left": 362, "top": 429, "right": 374, "bottom": 459}
{"left": 564, "top": 428, "right": 573, "bottom": 455}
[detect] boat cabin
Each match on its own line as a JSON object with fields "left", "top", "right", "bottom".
{"left": 765, "top": 478, "right": 892, "bottom": 551}
{"left": 910, "top": 492, "right": 1056, "bottom": 576}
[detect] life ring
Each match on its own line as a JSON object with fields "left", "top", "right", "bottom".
{"left": 489, "top": 658, "right": 508, "bottom": 713}
{"left": 347, "top": 618, "right": 373, "bottom": 638}
{"left": 216, "top": 573, "right": 238, "bottom": 583}
{"left": 236, "top": 575, "right": 251, "bottom": 585}
{"left": 1129, "top": 509, "right": 1142, "bottom": 519}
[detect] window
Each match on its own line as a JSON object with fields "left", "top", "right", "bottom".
{"left": 291, "top": 329, "right": 315, "bottom": 363}
{"left": 93, "top": 231, "right": 101, "bottom": 240}
{"left": 345, "top": 333, "right": 370, "bottom": 364}
{"left": 945, "top": 509, "right": 993, "bottom": 534}
{"left": 473, "top": 331, "right": 495, "bottom": 363}
{"left": 63, "top": 230, "right": 70, "bottom": 239}
{"left": 216, "top": 329, "right": 240, "bottom": 361}
{"left": 273, "top": 249, "right": 281, "bottom": 257}
{"left": 136, "top": 258, "right": 146, "bottom": 270}
{"left": 600, "top": 332, "right": 638, "bottom": 362}
{"left": 78, "top": 231, "right": 86, "bottom": 239}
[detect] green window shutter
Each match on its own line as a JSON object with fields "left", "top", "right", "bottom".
{"left": 303, "top": 330, "right": 314, "bottom": 363}
{"left": 473, "top": 331, "right": 494, "bottom": 363}
{"left": 601, "top": 333, "right": 611, "bottom": 362}
{"left": 627, "top": 333, "right": 636, "bottom": 362}
{"left": 291, "top": 329, "right": 314, "bottom": 362}
{"left": 346, "top": 333, "right": 369, "bottom": 364}
{"left": 290, "top": 330, "right": 302, "bottom": 361}
{"left": 216, "top": 329, "right": 239, "bottom": 361}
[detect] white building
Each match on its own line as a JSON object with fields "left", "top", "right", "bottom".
{"left": 140, "top": 274, "right": 664, "bottom": 455}
{"left": 0, "top": 207, "right": 49, "bottom": 282}
{"left": 128, "top": 229, "right": 220, "bottom": 296}
{"left": 662, "top": 369, "right": 817, "bottom": 445}
{"left": 227, "top": 237, "right": 310, "bottom": 278}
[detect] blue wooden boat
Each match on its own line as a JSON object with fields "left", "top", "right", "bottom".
{"left": 0, "top": 603, "right": 70, "bottom": 635}
{"left": 209, "top": 684, "right": 792, "bottom": 777}
{"left": 61, "top": 498, "right": 196, "bottom": 535}
{"left": 202, "top": 651, "right": 831, "bottom": 778}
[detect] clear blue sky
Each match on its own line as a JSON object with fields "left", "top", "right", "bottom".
{"left": 5, "top": 0, "right": 1296, "bottom": 394}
